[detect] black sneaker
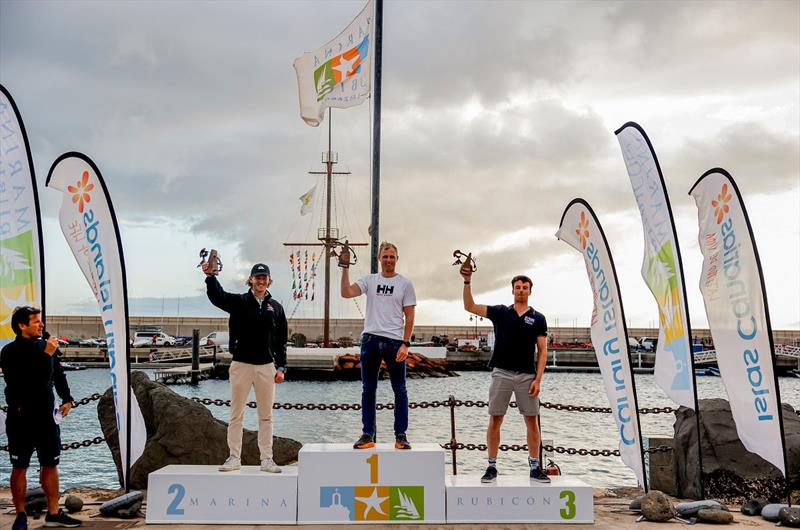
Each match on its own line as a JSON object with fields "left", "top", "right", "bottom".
{"left": 44, "top": 509, "right": 81, "bottom": 527}
{"left": 12, "top": 512, "right": 27, "bottom": 530}
{"left": 353, "top": 433, "right": 375, "bottom": 449}
{"left": 530, "top": 466, "right": 551, "bottom": 483}
{"left": 480, "top": 465, "right": 498, "bottom": 483}
{"left": 394, "top": 434, "right": 411, "bottom": 450}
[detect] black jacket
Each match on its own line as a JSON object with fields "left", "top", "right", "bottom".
{"left": 205, "top": 276, "right": 288, "bottom": 367}
{"left": 0, "top": 335, "right": 74, "bottom": 415}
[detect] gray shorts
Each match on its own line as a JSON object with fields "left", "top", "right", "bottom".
{"left": 488, "top": 368, "right": 540, "bottom": 416}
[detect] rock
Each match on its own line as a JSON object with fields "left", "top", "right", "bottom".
{"left": 697, "top": 508, "right": 733, "bottom": 524}
{"left": 676, "top": 499, "right": 722, "bottom": 516}
{"left": 740, "top": 496, "right": 768, "bottom": 515}
{"left": 673, "top": 398, "right": 800, "bottom": 499}
{"left": 98, "top": 371, "right": 303, "bottom": 489}
{"left": 761, "top": 503, "right": 790, "bottom": 521}
{"left": 64, "top": 494, "right": 83, "bottom": 512}
{"left": 114, "top": 500, "right": 142, "bottom": 519}
{"left": 779, "top": 507, "right": 800, "bottom": 527}
{"left": 640, "top": 490, "right": 675, "bottom": 522}
{"left": 629, "top": 495, "right": 644, "bottom": 512}
{"left": 24, "top": 486, "right": 46, "bottom": 515}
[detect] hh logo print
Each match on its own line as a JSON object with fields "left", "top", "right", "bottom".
{"left": 376, "top": 284, "right": 394, "bottom": 295}
{"left": 524, "top": 316, "right": 536, "bottom": 326}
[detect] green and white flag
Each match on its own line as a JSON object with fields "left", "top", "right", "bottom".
{"left": 293, "top": 0, "right": 374, "bottom": 126}
{"left": 0, "top": 85, "right": 44, "bottom": 348}
{"left": 615, "top": 122, "right": 696, "bottom": 409}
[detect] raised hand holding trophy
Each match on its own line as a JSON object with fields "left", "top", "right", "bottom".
{"left": 332, "top": 240, "right": 358, "bottom": 268}
{"left": 452, "top": 249, "right": 477, "bottom": 277}
{"left": 198, "top": 248, "right": 223, "bottom": 276}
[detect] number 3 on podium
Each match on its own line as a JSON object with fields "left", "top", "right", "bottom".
{"left": 366, "top": 454, "right": 379, "bottom": 484}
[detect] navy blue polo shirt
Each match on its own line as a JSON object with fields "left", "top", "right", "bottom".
{"left": 486, "top": 305, "right": 548, "bottom": 374}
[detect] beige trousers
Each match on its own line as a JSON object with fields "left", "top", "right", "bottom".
{"left": 227, "top": 360, "right": 276, "bottom": 460}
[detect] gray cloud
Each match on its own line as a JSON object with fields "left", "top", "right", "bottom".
{"left": 1, "top": 0, "right": 797, "bottom": 322}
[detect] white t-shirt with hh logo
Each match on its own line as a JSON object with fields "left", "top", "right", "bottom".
{"left": 356, "top": 273, "right": 416, "bottom": 341}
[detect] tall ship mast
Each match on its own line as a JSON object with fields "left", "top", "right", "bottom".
{"left": 283, "top": 109, "right": 367, "bottom": 347}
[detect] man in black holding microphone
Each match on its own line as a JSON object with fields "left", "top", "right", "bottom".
{"left": 1, "top": 306, "right": 81, "bottom": 529}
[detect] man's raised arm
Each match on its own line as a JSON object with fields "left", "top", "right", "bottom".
{"left": 460, "top": 258, "right": 488, "bottom": 318}
{"left": 339, "top": 246, "right": 363, "bottom": 299}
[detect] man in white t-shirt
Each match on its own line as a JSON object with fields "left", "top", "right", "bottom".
{"left": 340, "top": 241, "right": 416, "bottom": 450}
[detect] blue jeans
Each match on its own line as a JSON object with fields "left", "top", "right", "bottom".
{"left": 360, "top": 333, "right": 408, "bottom": 437}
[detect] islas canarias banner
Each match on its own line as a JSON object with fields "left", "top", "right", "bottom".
{"left": 0, "top": 84, "right": 44, "bottom": 348}
{"left": 689, "top": 168, "right": 787, "bottom": 476}
{"left": 556, "top": 199, "right": 647, "bottom": 488}
{"left": 615, "top": 122, "right": 696, "bottom": 409}
{"left": 293, "top": 0, "right": 373, "bottom": 126}
{"left": 46, "top": 153, "right": 146, "bottom": 486}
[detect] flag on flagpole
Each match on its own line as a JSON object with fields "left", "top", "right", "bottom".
{"left": 615, "top": 122, "right": 696, "bottom": 409}
{"left": 46, "top": 153, "right": 147, "bottom": 488}
{"left": 557, "top": 199, "right": 648, "bottom": 488}
{"left": 0, "top": 84, "right": 46, "bottom": 436}
{"left": 299, "top": 185, "right": 317, "bottom": 216}
{"left": 0, "top": 85, "right": 44, "bottom": 350}
{"left": 293, "top": 0, "right": 374, "bottom": 127}
{"left": 689, "top": 168, "right": 787, "bottom": 476}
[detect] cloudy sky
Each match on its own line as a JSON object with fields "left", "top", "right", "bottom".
{"left": 1, "top": 0, "right": 798, "bottom": 329}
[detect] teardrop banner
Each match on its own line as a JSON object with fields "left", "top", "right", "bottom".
{"left": 556, "top": 199, "right": 647, "bottom": 489}
{"left": 689, "top": 168, "right": 787, "bottom": 477}
{"left": 46, "top": 152, "right": 147, "bottom": 488}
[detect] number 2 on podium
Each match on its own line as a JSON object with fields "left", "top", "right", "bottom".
{"left": 366, "top": 454, "right": 379, "bottom": 484}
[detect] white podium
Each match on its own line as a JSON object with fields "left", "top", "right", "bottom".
{"left": 146, "top": 465, "right": 298, "bottom": 524}
{"left": 445, "top": 474, "right": 594, "bottom": 523}
{"left": 297, "top": 443, "right": 446, "bottom": 524}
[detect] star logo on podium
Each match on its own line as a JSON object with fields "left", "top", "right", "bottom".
{"left": 354, "top": 486, "right": 389, "bottom": 520}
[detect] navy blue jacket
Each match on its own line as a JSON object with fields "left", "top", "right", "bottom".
{"left": 205, "top": 276, "right": 288, "bottom": 368}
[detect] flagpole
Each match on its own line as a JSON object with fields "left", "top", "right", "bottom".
{"left": 324, "top": 108, "right": 333, "bottom": 347}
{"left": 370, "top": 0, "right": 383, "bottom": 274}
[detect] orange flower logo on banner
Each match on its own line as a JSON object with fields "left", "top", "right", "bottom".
{"left": 67, "top": 170, "right": 94, "bottom": 213}
{"left": 712, "top": 183, "right": 732, "bottom": 224}
{"left": 576, "top": 210, "right": 590, "bottom": 249}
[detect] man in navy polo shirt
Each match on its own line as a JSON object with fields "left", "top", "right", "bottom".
{"left": 460, "top": 265, "right": 550, "bottom": 483}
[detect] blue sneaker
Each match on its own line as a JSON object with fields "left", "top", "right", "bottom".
{"left": 530, "top": 466, "right": 551, "bottom": 483}
{"left": 44, "top": 509, "right": 81, "bottom": 527}
{"left": 12, "top": 512, "right": 27, "bottom": 530}
{"left": 480, "top": 466, "right": 498, "bottom": 483}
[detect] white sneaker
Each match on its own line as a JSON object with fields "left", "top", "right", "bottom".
{"left": 219, "top": 455, "right": 241, "bottom": 472}
{"left": 260, "top": 458, "right": 281, "bottom": 473}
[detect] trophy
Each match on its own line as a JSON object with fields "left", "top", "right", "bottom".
{"left": 198, "top": 248, "right": 223, "bottom": 275}
{"left": 452, "top": 249, "right": 477, "bottom": 273}
{"left": 331, "top": 239, "right": 358, "bottom": 268}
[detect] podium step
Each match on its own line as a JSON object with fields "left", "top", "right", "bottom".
{"left": 298, "top": 443, "right": 446, "bottom": 524}
{"left": 445, "top": 474, "right": 594, "bottom": 523}
{"left": 146, "top": 465, "right": 297, "bottom": 524}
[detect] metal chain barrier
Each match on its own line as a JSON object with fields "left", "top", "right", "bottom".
{"left": 2, "top": 389, "right": 795, "bottom": 460}
{"left": 440, "top": 443, "right": 673, "bottom": 457}
{"left": 1, "top": 436, "right": 106, "bottom": 453}
{"left": 14, "top": 392, "right": 800, "bottom": 416}
{"left": 189, "top": 396, "right": 677, "bottom": 413}
{"left": 0, "top": 392, "right": 102, "bottom": 413}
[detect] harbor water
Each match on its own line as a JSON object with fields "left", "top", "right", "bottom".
{"left": 2, "top": 369, "right": 799, "bottom": 489}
